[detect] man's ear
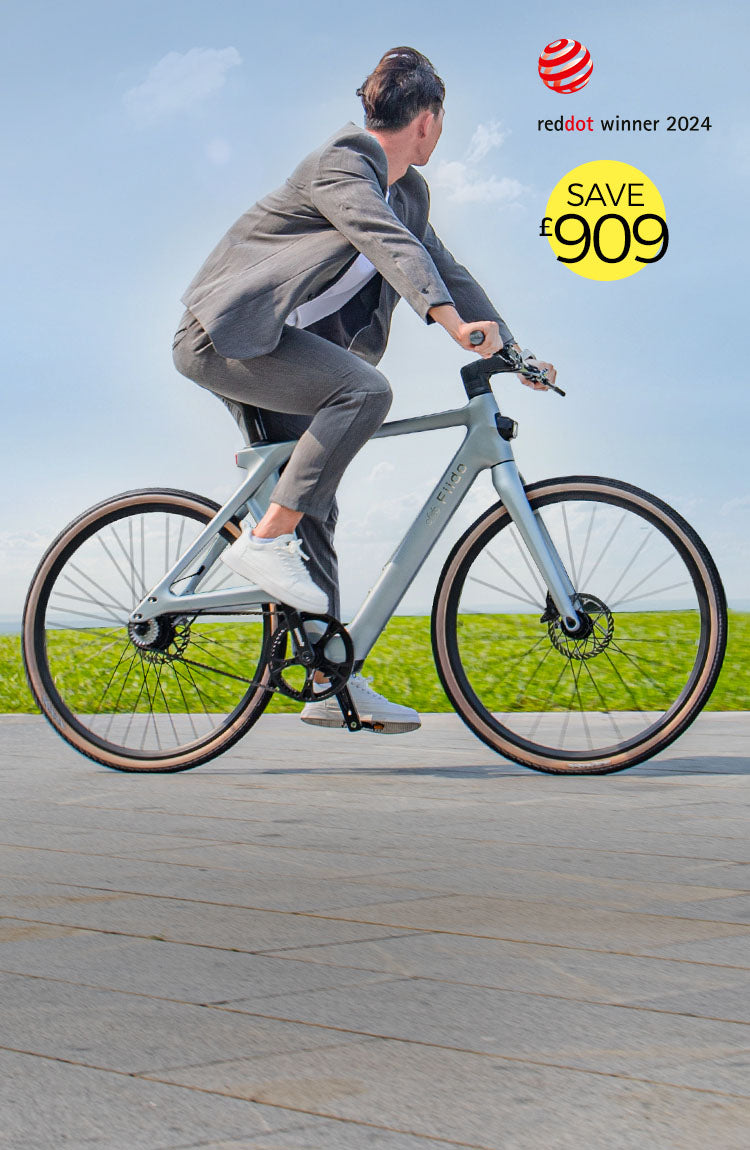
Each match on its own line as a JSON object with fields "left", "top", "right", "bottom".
{"left": 415, "top": 109, "right": 433, "bottom": 138}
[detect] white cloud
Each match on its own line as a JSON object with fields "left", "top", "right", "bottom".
{"left": 432, "top": 161, "right": 525, "bottom": 205}
{"left": 338, "top": 486, "right": 427, "bottom": 544}
{"left": 464, "top": 121, "right": 508, "bottom": 164}
{"left": 123, "top": 47, "right": 242, "bottom": 126}
{"left": 430, "top": 120, "right": 526, "bottom": 205}
{"left": 720, "top": 493, "right": 750, "bottom": 517}
{"left": 0, "top": 530, "right": 48, "bottom": 575}
{"left": 366, "top": 461, "right": 396, "bottom": 483}
{"left": 0, "top": 529, "right": 48, "bottom": 554}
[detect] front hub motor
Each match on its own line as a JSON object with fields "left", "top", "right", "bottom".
{"left": 548, "top": 593, "right": 614, "bottom": 660}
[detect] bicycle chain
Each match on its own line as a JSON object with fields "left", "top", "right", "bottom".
{"left": 139, "top": 608, "right": 354, "bottom": 702}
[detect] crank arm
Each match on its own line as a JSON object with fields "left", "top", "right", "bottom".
{"left": 336, "top": 686, "right": 362, "bottom": 732}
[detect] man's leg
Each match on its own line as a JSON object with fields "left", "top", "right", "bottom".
{"left": 252, "top": 408, "right": 341, "bottom": 619}
{"left": 173, "top": 313, "right": 392, "bottom": 525}
{"left": 173, "top": 311, "right": 418, "bottom": 731}
{"left": 173, "top": 311, "right": 388, "bottom": 613}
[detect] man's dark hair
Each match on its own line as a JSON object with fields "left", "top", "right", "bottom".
{"left": 356, "top": 47, "right": 445, "bottom": 132}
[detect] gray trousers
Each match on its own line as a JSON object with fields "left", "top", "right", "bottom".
{"left": 172, "top": 309, "right": 392, "bottom": 619}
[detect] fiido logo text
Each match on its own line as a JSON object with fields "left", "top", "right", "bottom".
{"left": 426, "top": 463, "right": 468, "bottom": 525}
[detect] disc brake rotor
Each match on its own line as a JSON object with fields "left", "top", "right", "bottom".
{"left": 547, "top": 593, "right": 614, "bottom": 661}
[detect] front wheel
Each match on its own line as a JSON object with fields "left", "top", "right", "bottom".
{"left": 432, "top": 476, "right": 727, "bottom": 774}
{"left": 23, "top": 489, "right": 275, "bottom": 772}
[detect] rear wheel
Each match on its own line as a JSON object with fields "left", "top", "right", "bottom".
{"left": 23, "top": 489, "right": 275, "bottom": 772}
{"left": 431, "top": 477, "right": 727, "bottom": 774}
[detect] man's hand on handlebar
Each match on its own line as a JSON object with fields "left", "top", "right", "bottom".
{"left": 428, "top": 306, "right": 502, "bottom": 358}
{"left": 427, "top": 304, "right": 561, "bottom": 394}
{"left": 458, "top": 320, "right": 503, "bottom": 358}
{"left": 516, "top": 350, "right": 557, "bottom": 392}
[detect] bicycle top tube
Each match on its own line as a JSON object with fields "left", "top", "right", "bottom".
{"left": 234, "top": 391, "right": 503, "bottom": 472}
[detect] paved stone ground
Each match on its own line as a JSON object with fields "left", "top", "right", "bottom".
{"left": 0, "top": 712, "right": 749, "bottom": 1150}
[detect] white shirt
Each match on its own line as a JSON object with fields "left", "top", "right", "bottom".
{"left": 285, "top": 188, "right": 391, "bottom": 330}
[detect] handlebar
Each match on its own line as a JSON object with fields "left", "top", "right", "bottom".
{"left": 463, "top": 331, "right": 566, "bottom": 399}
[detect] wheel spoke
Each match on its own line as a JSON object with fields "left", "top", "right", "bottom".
{"left": 580, "top": 657, "right": 624, "bottom": 741}
{"left": 90, "top": 640, "right": 136, "bottom": 718}
{"left": 138, "top": 661, "right": 161, "bottom": 751}
{"left": 527, "top": 656, "right": 572, "bottom": 739}
{"left": 605, "top": 638, "right": 674, "bottom": 695}
{"left": 110, "top": 522, "right": 146, "bottom": 601}
{"left": 175, "top": 660, "right": 222, "bottom": 718}
{"left": 97, "top": 532, "right": 136, "bottom": 598}
{"left": 486, "top": 547, "right": 546, "bottom": 608}
{"left": 603, "top": 529, "right": 653, "bottom": 603}
{"left": 612, "top": 581, "right": 691, "bottom": 608}
{"left": 186, "top": 635, "right": 249, "bottom": 677}
{"left": 66, "top": 563, "right": 132, "bottom": 614}
{"left": 100, "top": 650, "right": 143, "bottom": 737}
{"left": 561, "top": 504, "right": 579, "bottom": 590}
{"left": 580, "top": 510, "right": 626, "bottom": 589}
{"left": 577, "top": 504, "right": 597, "bottom": 589}
{"left": 509, "top": 527, "right": 547, "bottom": 602}
{"left": 152, "top": 661, "right": 181, "bottom": 747}
{"left": 166, "top": 662, "right": 201, "bottom": 741}
{"left": 609, "top": 551, "right": 677, "bottom": 607}
{"left": 49, "top": 590, "right": 125, "bottom": 626}
{"left": 47, "top": 605, "right": 128, "bottom": 627}
{"left": 468, "top": 575, "right": 541, "bottom": 609}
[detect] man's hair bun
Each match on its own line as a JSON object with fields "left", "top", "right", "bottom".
{"left": 356, "top": 47, "right": 445, "bottom": 131}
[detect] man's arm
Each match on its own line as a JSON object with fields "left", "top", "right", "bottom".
{"left": 422, "top": 220, "right": 516, "bottom": 348}
{"left": 310, "top": 146, "right": 455, "bottom": 323}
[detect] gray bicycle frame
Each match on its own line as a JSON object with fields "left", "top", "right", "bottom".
{"left": 128, "top": 389, "right": 581, "bottom": 664}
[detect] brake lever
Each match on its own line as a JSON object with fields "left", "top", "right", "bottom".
{"left": 467, "top": 332, "right": 566, "bottom": 396}
{"left": 510, "top": 345, "right": 566, "bottom": 397}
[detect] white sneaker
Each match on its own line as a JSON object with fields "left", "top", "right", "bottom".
{"left": 300, "top": 673, "right": 421, "bottom": 734}
{"left": 220, "top": 531, "right": 328, "bottom": 614}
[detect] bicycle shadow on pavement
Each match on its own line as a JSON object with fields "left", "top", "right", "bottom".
{"left": 627, "top": 755, "right": 750, "bottom": 777}
{"left": 215, "top": 753, "right": 750, "bottom": 779}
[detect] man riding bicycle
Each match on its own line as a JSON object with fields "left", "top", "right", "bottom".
{"left": 172, "top": 46, "right": 557, "bottom": 734}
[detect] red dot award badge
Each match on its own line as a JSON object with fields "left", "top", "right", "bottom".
{"left": 538, "top": 39, "right": 593, "bottom": 93}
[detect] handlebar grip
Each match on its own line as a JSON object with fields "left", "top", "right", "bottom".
{"left": 469, "top": 331, "right": 485, "bottom": 346}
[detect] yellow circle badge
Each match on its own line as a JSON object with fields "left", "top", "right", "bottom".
{"left": 542, "top": 160, "right": 668, "bottom": 281}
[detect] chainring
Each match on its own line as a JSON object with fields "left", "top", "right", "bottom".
{"left": 267, "top": 612, "right": 354, "bottom": 701}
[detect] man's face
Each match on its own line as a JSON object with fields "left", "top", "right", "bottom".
{"left": 414, "top": 106, "right": 444, "bottom": 164}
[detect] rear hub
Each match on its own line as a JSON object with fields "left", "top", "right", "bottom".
{"left": 127, "top": 616, "right": 190, "bottom": 663}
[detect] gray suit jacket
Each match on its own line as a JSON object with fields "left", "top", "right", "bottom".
{"left": 181, "top": 120, "right": 515, "bottom": 364}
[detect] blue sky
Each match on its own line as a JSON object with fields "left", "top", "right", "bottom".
{"left": 1, "top": 0, "right": 748, "bottom": 620}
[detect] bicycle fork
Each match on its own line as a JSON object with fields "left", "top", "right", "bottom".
{"left": 491, "top": 461, "right": 581, "bottom": 631}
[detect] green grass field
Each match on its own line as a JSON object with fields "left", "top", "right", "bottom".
{"left": 3, "top": 611, "right": 747, "bottom": 714}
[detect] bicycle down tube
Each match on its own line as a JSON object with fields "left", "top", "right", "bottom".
{"left": 128, "top": 391, "right": 581, "bottom": 660}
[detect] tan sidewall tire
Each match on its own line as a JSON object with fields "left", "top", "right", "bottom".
{"left": 22, "top": 489, "right": 274, "bottom": 772}
{"left": 431, "top": 477, "right": 727, "bottom": 774}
